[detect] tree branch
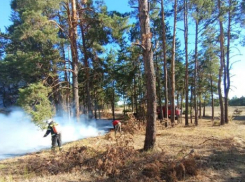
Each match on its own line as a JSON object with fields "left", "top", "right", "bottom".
{"left": 132, "top": 42, "right": 146, "bottom": 50}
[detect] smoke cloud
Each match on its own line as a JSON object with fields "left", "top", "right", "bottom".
{"left": 0, "top": 108, "right": 112, "bottom": 160}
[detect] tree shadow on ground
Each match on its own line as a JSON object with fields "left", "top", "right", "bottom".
{"left": 198, "top": 147, "right": 245, "bottom": 182}
{"left": 202, "top": 115, "right": 219, "bottom": 120}
{"left": 234, "top": 115, "right": 245, "bottom": 122}
{"left": 158, "top": 130, "right": 245, "bottom": 182}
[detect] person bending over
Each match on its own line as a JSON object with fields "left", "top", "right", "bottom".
{"left": 112, "top": 120, "right": 121, "bottom": 136}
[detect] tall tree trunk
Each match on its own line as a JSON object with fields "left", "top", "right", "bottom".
{"left": 53, "top": 75, "right": 62, "bottom": 115}
{"left": 68, "top": 0, "right": 80, "bottom": 120}
{"left": 98, "top": 99, "right": 101, "bottom": 119}
{"left": 176, "top": 94, "right": 179, "bottom": 107}
{"left": 190, "top": 86, "right": 193, "bottom": 124}
{"left": 194, "top": 7, "right": 199, "bottom": 126}
{"left": 180, "top": 90, "right": 184, "bottom": 123}
{"left": 170, "top": 0, "right": 177, "bottom": 125}
{"left": 211, "top": 76, "right": 214, "bottom": 121}
{"left": 161, "top": 0, "right": 168, "bottom": 121}
{"left": 156, "top": 55, "right": 163, "bottom": 120}
{"left": 67, "top": 46, "right": 72, "bottom": 119}
{"left": 131, "top": 92, "right": 134, "bottom": 113}
{"left": 203, "top": 102, "right": 206, "bottom": 117}
{"left": 198, "top": 97, "right": 201, "bottom": 119}
{"left": 184, "top": 0, "right": 189, "bottom": 126}
{"left": 61, "top": 42, "right": 70, "bottom": 117}
{"left": 218, "top": 0, "right": 225, "bottom": 125}
{"left": 77, "top": 2, "right": 93, "bottom": 119}
{"left": 135, "top": 57, "right": 140, "bottom": 114}
{"left": 112, "top": 81, "right": 115, "bottom": 120}
{"left": 94, "top": 92, "right": 97, "bottom": 119}
{"left": 58, "top": 13, "right": 68, "bottom": 116}
{"left": 134, "top": 67, "right": 138, "bottom": 114}
{"left": 138, "top": 0, "right": 157, "bottom": 151}
{"left": 224, "top": 0, "right": 232, "bottom": 124}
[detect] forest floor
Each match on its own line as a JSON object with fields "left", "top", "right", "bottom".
{"left": 1, "top": 106, "right": 245, "bottom": 182}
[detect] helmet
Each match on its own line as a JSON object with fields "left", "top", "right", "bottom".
{"left": 46, "top": 119, "right": 53, "bottom": 124}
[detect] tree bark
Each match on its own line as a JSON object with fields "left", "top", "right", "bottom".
{"left": 112, "top": 82, "right": 115, "bottom": 120}
{"left": 161, "top": 0, "right": 168, "bottom": 122}
{"left": 203, "top": 102, "right": 206, "bottom": 117}
{"left": 156, "top": 54, "right": 163, "bottom": 120}
{"left": 190, "top": 86, "right": 193, "bottom": 124}
{"left": 138, "top": 0, "right": 157, "bottom": 151}
{"left": 218, "top": 0, "right": 225, "bottom": 125}
{"left": 67, "top": 0, "right": 80, "bottom": 120}
{"left": 77, "top": 1, "right": 93, "bottom": 119}
{"left": 198, "top": 98, "right": 201, "bottom": 119}
{"left": 224, "top": 0, "right": 232, "bottom": 124}
{"left": 170, "top": 0, "right": 177, "bottom": 125}
{"left": 184, "top": 0, "right": 189, "bottom": 126}
{"left": 211, "top": 76, "right": 214, "bottom": 121}
{"left": 194, "top": 7, "right": 199, "bottom": 126}
{"left": 61, "top": 41, "right": 70, "bottom": 116}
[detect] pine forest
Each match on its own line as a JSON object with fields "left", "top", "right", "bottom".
{"left": 1, "top": 0, "right": 245, "bottom": 150}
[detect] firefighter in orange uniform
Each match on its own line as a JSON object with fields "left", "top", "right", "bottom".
{"left": 43, "top": 119, "right": 62, "bottom": 152}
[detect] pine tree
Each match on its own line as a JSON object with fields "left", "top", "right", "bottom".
{"left": 138, "top": 0, "right": 157, "bottom": 151}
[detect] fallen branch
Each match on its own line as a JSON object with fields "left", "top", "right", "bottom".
{"left": 199, "top": 136, "right": 220, "bottom": 145}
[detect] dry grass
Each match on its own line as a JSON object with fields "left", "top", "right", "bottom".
{"left": 1, "top": 106, "right": 245, "bottom": 182}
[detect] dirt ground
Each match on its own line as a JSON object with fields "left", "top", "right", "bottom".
{"left": 1, "top": 106, "right": 245, "bottom": 182}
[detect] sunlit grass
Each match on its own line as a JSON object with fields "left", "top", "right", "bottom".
{"left": 0, "top": 107, "right": 245, "bottom": 182}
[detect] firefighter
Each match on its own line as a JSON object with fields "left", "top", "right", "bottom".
{"left": 112, "top": 120, "right": 121, "bottom": 136}
{"left": 43, "top": 119, "right": 62, "bottom": 152}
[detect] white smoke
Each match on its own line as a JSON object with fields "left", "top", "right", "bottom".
{"left": 0, "top": 108, "right": 112, "bottom": 160}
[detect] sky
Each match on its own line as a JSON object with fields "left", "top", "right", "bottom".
{"left": 0, "top": 0, "right": 244, "bottom": 99}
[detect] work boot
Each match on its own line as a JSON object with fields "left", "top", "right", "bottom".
{"left": 51, "top": 147, "right": 56, "bottom": 154}
{"left": 59, "top": 147, "right": 63, "bottom": 152}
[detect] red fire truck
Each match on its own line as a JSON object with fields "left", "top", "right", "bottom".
{"left": 157, "top": 105, "right": 181, "bottom": 120}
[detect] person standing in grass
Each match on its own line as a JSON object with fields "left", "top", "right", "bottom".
{"left": 43, "top": 119, "right": 62, "bottom": 152}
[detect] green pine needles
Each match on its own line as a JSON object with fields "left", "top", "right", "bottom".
{"left": 17, "top": 82, "right": 54, "bottom": 129}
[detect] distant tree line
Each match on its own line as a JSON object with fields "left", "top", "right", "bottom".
{"left": 229, "top": 96, "right": 245, "bottom": 106}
